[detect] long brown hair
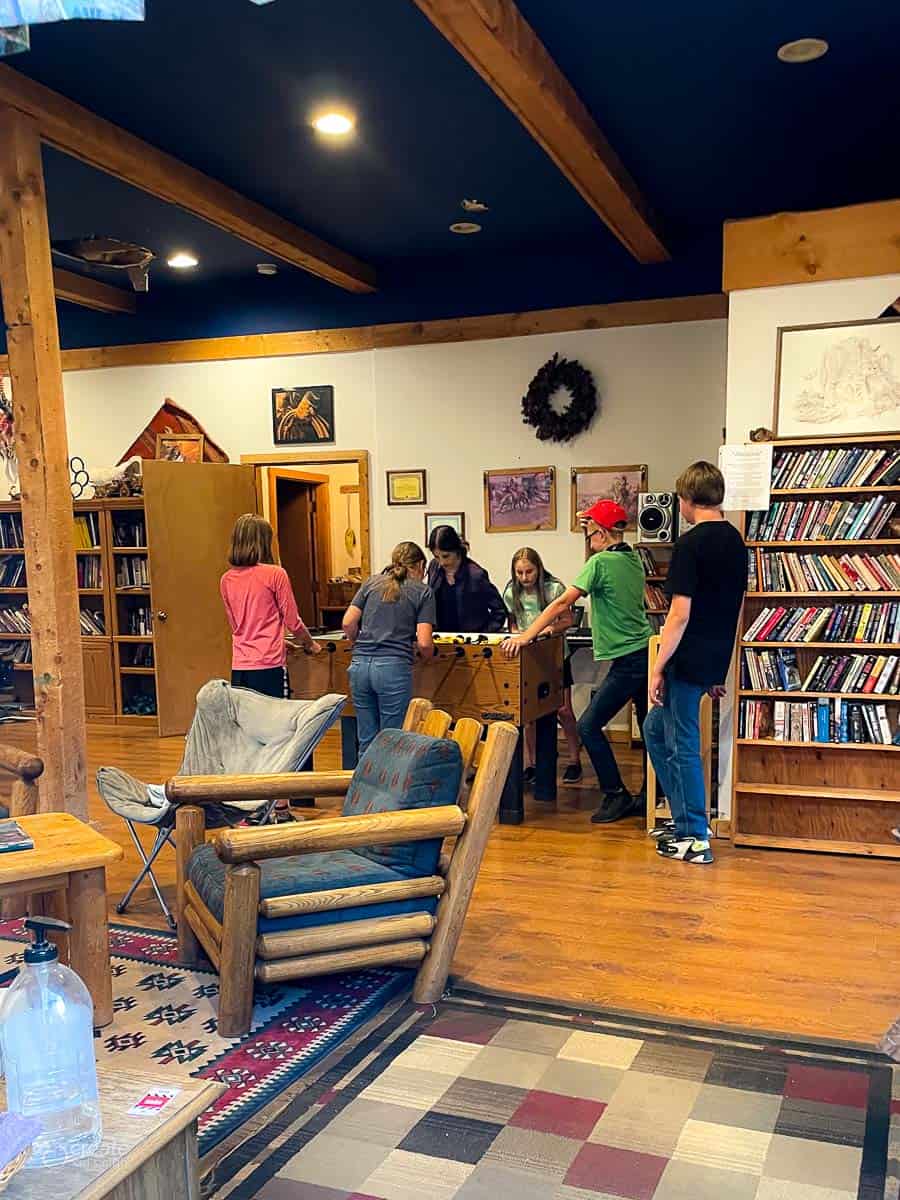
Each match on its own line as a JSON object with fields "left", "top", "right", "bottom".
{"left": 379, "top": 541, "right": 426, "bottom": 602}
{"left": 507, "top": 546, "right": 561, "bottom": 626}
{"left": 228, "top": 513, "right": 276, "bottom": 567}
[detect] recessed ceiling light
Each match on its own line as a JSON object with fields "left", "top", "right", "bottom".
{"left": 777, "top": 37, "right": 829, "bottom": 63}
{"left": 167, "top": 252, "right": 198, "bottom": 270}
{"left": 450, "top": 221, "right": 482, "bottom": 235}
{"left": 312, "top": 111, "right": 354, "bottom": 136}
{"left": 257, "top": 262, "right": 278, "bottom": 276}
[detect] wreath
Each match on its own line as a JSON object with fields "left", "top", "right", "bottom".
{"left": 521, "top": 353, "right": 597, "bottom": 443}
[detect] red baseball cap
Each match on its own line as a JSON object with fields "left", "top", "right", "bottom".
{"left": 580, "top": 499, "right": 628, "bottom": 529}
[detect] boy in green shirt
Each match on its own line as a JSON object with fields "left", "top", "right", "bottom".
{"left": 502, "top": 499, "right": 653, "bottom": 823}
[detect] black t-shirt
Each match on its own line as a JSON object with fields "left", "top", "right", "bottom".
{"left": 665, "top": 520, "right": 747, "bottom": 685}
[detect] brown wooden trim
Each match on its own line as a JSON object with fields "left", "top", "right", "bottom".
{"left": 411, "top": 0, "right": 667, "bottom": 263}
{"left": 0, "top": 63, "right": 375, "bottom": 294}
{"left": 53, "top": 267, "right": 137, "bottom": 315}
{"left": 723, "top": 200, "right": 900, "bottom": 292}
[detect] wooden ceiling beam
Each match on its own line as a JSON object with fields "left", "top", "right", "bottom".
{"left": 0, "top": 64, "right": 376, "bottom": 294}
{"left": 411, "top": 0, "right": 668, "bottom": 263}
{"left": 52, "top": 267, "right": 137, "bottom": 314}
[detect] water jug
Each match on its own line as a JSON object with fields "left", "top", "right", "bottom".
{"left": 0, "top": 915, "right": 102, "bottom": 1167}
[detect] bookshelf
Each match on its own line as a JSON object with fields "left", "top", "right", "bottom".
{"left": 734, "top": 432, "right": 900, "bottom": 858}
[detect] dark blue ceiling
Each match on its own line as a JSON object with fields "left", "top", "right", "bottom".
{"left": 4, "top": 0, "right": 899, "bottom": 348}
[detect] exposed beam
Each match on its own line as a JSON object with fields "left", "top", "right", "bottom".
{"left": 53, "top": 266, "right": 136, "bottom": 315}
{"left": 0, "top": 64, "right": 376, "bottom": 294}
{"left": 0, "top": 106, "right": 89, "bottom": 819}
{"left": 723, "top": 200, "right": 900, "bottom": 292}
{"left": 0, "top": 294, "right": 726, "bottom": 373}
{"left": 411, "top": 0, "right": 668, "bottom": 263}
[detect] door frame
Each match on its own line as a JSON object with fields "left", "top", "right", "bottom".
{"left": 241, "top": 450, "right": 371, "bottom": 578}
{"left": 267, "top": 469, "right": 333, "bottom": 622}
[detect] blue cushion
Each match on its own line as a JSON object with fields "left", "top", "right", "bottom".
{"left": 342, "top": 729, "right": 462, "bottom": 876}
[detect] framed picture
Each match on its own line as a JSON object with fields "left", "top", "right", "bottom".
{"left": 155, "top": 432, "right": 204, "bottom": 463}
{"left": 483, "top": 466, "right": 556, "bottom": 533}
{"left": 425, "top": 512, "right": 465, "bottom": 543}
{"left": 571, "top": 464, "right": 647, "bottom": 532}
{"left": 386, "top": 469, "right": 427, "bottom": 506}
{"left": 774, "top": 317, "right": 900, "bottom": 438}
{"left": 272, "top": 386, "right": 335, "bottom": 445}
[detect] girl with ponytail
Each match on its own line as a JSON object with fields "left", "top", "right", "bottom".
{"left": 342, "top": 541, "right": 436, "bottom": 755}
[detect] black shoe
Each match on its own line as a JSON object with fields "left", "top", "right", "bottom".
{"left": 591, "top": 789, "right": 638, "bottom": 824}
{"left": 562, "top": 763, "right": 583, "bottom": 785}
{"left": 523, "top": 766, "right": 536, "bottom": 786}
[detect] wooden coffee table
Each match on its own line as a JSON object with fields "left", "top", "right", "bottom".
{"left": 0, "top": 813, "right": 123, "bottom": 1027}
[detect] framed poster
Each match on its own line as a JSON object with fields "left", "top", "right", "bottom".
{"left": 774, "top": 318, "right": 900, "bottom": 438}
{"left": 425, "top": 512, "right": 465, "bottom": 542}
{"left": 570, "top": 464, "right": 647, "bottom": 532}
{"left": 483, "top": 466, "right": 555, "bottom": 533}
{"left": 272, "top": 386, "right": 335, "bottom": 445}
{"left": 386, "top": 469, "right": 427, "bottom": 506}
{"left": 155, "top": 432, "right": 204, "bottom": 462}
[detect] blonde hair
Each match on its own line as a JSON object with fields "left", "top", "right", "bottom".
{"left": 228, "top": 513, "right": 276, "bottom": 567}
{"left": 507, "top": 546, "right": 562, "bottom": 626}
{"left": 379, "top": 541, "right": 426, "bottom": 602}
{"left": 676, "top": 461, "right": 725, "bottom": 507}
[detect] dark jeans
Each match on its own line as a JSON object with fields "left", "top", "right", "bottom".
{"left": 231, "top": 666, "right": 288, "bottom": 698}
{"left": 643, "top": 671, "right": 708, "bottom": 839}
{"left": 577, "top": 647, "right": 648, "bottom": 796}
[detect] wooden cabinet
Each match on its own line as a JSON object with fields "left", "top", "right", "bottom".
{"left": 82, "top": 640, "right": 115, "bottom": 716}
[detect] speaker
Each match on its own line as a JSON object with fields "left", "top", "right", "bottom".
{"left": 638, "top": 492, "right": 676, "bottom": 543}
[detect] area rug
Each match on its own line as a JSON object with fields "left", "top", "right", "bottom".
{"left": 0, "top": 918, "right": 410, "bottom": 1158}
{"left": 227, "top": 992, "right": 899, "bottom": 1200}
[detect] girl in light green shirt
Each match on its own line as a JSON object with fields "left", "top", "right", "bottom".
{"left": 503, "top": 547, "right": 582, "bottom": 784}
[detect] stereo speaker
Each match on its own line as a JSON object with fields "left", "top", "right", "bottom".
{"left": 637, "top": 492, "right": 677, "bottom": 543}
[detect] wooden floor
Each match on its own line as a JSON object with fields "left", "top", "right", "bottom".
{"left": 5, "top": 723, "right": 897, "bottom": 1047}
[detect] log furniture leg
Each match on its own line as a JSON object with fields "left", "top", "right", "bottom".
{"left": 218, "top": 863, "right": 260, "bottom": 1038}
{"left": 67, "top": 866, "right": 114, "bottom": 1028}
{"left": 533, "top": 711, "right": 558, "bottom": 805}
{"left": 176, "top": 806, "right": 206, "bottom": 964}
{"left": 499, "top": 727, "right": 524, "bottom": 825}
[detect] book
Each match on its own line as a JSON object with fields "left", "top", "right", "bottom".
{"left": 0, "top": 820, "right": 33, "bottom": 853}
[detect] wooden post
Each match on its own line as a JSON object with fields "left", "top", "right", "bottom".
{"left": 175, "top": 806, "right": 205, "bottom": 964}
{"left": 0, "top": 107, "right": 88, "bottom": 819}
{"left": 218, "top": 863, "right": 260, "bottom": 1039}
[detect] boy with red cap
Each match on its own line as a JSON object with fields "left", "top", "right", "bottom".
{"left": 503, "top": 497, "right": 652, "bottom": 824}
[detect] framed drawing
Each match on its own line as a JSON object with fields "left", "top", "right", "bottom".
{"left": 425, "top": 512, "right": 465, "bottom": 543}
{"left": 774, "top": 317, "right": 900, "bottom": 438}
{"left": 570, "top": 464, "right": 647, "bottom": 532}
{"left": 483, "top": 466, "right": 556, "bottom": 533}
{"left": 156, "top": 432, "right": 204, "bottom": 462}
{"left": 386, "top": 469, "right": 427, "bottom": 506}
{"left": 272, "top": 386, "right": 335, "bottom": 445}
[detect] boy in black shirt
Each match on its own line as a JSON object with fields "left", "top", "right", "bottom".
{"left": 644, "top": 461, "right": 747, "bottom": 864}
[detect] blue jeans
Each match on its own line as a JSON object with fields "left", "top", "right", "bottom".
{"left": 348, "top": 655, "right": 413, "bottom": 758}
{"left": 643, "top": 671, "right": 708, "bottom": 839}
{"left": 577, "top": 647, "right": 648, "bottom": 796}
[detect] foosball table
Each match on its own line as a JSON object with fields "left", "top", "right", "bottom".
{"left": 288, "top": 632, "right": 565, "bottom": 823}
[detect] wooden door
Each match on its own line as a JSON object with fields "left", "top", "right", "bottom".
{"left": 269, "top": 470, "right": 333, "bottom": 626}
{"left": 144, "top": 461, "right": 257, "bottom": 736}
{"left": 82, "top": 641, "right": 115, "bottom": 716}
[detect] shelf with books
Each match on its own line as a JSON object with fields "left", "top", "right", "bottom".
{"left": 737, "top": 738, "right": 900, "bottom": 752}
{"left": 112, "top": 546, "right": 148, "bottom": 554}
{"left": 771, "top": 486, "right": 900, "bottom": 496}
{"left": 739, "top": 690, "right": 899, "bottom": 701}
{"left": 736, "top": 782, "right": 900, "bottom": 803}
{"left": 746, "top": 539, "right": 900, "bottom": 548}
{"left": 743, "top": 641, "right": 898, "bottom": 651}
{"left": 747, "top": 591, "right": 900, "bottom": 599}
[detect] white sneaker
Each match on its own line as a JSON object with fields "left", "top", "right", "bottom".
{"left": 656, "top": 837, "right": 714, "bottom": 864}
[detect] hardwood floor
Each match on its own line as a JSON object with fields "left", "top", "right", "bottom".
{"left": 3, "top": 723, "right": 897, "bottom": 1046}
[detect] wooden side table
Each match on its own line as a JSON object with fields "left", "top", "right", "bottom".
{"left": 0, "top": 814, "right": 123, "bottom": 1027}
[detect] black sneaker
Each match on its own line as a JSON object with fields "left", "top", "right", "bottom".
{"left": 591, "top": 789, "right": 638, "bottom": 824}
{"left": 656, "top": 836, "right": 713, "bottom": 864}
{"left": 649, "top": 819, "right": 677, "bottom": 840}
{"left": 562, "top": 763, "right": 583, "bottom": 785}
{"left": 523, "top": 766, "right": 536, "bottom": 786}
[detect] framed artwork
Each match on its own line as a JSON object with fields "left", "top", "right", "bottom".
{"left": 155, "top": 432, "right": 204, "bottom": 462}
{"left": 272, "top": 386, "right": 335, "bottom": 445}
{"left": 386, "top": 469, "right": 427, "bottom": 506}
{"left": 774, "top": 317, "right": 900, "bottom": 438}
{"left": 483, "top": 466, "right": 556, "bottom": 533}
{"left": 425, "top": 512, "right": 465, "bottom": 542}
{"left": 570, "top": 464, "right": 647, "bottom": 532}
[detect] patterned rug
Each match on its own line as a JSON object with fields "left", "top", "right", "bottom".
{"left": 0, "top": 919, "right": 410, "bottom": 1158}
{"left": 228, "top": 992, "right": 899, "bottom": 1200}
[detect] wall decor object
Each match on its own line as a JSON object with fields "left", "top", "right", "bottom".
{"left": 484, "top": 466, "right": 556, "bottom": 533}
{"left": 272, "top": 386, "right": 335, "bottom": 445}
{"left": 774, "top": 317, "right": 900, "bottom": 438}
{"left": 571, "top": 464, "right": 647, "bottom": 532}
{"left": 0, "top": 378, "right": 18, "bottom": 499}
{"left": 156, "top": 432, "right": 204, "bottom": 462}
{"left": 118, "top": 398, "right": 229, "bottom": 464}
{"left": 425, "top": 512, "right": 466, "bottom": 543}
{"left": 521, "top": 353, "right": 598, "bottom": 443}
{"left": 386, "top": 469, "right": 427, "bottom": 506}
{"left": 69, "top": 456, "right": 91, "bottom": 499}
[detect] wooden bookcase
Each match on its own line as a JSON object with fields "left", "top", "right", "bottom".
{"left": 733, "top": 432, "right": 900, "bottom": 858}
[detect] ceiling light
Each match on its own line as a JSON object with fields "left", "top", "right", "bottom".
{"left": 777, "top": 37, "right": 829, "bottom": 63}
{"left": 312, "top": 112, "right": 354, "bottom": 136}
{"left": 167, "top": 252, "right": 198, "bottom": 270}
{"left": 450, "top": 222, "right": 482, "bottom": 235}
{"left": 462, "top": 198, "right": 489, "bottom": 213}
{"left": 257, "top": 262, "right": 278, "bottom": 276}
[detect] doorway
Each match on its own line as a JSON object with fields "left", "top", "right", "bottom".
{"left": 268, "top": 470, "right": 331, "bottom": 626}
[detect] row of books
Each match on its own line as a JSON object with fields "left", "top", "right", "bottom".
{"left": 644, "top": 584, "right": 668, "bottom": 611}
{"left": 772, "top": 445, "right": 900, "bottom": 490}
{"left": 115, "top": 556, "right": 150, "bottom": 588}
{"left": 0, "top": 558, "right": 25, "bottom": 587}
{"left": 125, "top": 606, "right": 153, "bottom": 636}
{"left": 79, "top": 609, "right": 106, "bottom": 636}
{"left": 739, "top": 697, "right": 897, "bottom": 745}
{"left": 0, "top": 606, "right": 30, "bottom": 634}
{"left": 73, "top": 513, "right": 101, "bottom": 549}
{"left": 0, "top": 640, "right": 30, "bottom": 665}
{"left": 637, "top": 547, "right": 665, "bottom": 576}
{"left": 744, "top": 602, "right": 900, "bottom": 645}
{"left": 112, "top": 519, "right": 146, "bottom": 547}
{"left": 77, "top": 557, "right": 102, "bottom": 589}
{"left": 741, "top": 648, "right": 801, "bottom": 692}
{"left": 746, "top": 496, "right": 896, "bottom": 543}
{"left": 801, "top": 652, "right": 898, "bottom": 695}
{"left": 753, "top": 550, "right": 900, "bottom": 592}
{"left": 0, "top": 514, "right": 23, "bottom": 549}
{"left": 123, "top": 643, "right": 154, "bottom": 668}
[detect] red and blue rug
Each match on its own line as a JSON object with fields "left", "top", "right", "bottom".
{"left": 0, "top": 918, "right": 409, "bottom": 1157}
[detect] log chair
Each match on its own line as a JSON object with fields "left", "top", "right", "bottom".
{"left": 170, "top": 700, "right": 517, "bottom": 1037}
{"left": 0, "top": 744, "right": 43, "bottom": 921}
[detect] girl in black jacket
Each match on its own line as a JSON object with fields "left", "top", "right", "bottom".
{"left": 426, "top": 526, "right": 507, "bottom": 633}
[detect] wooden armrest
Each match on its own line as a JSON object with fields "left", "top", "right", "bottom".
{"left": 0, "top": 744, "right": 43, "bottom": 782}
{"left": 166, "top": 771, "right": 354, "bottom": 805}
{"left": 215, "top": 805, "right": 466, "bottom": 864}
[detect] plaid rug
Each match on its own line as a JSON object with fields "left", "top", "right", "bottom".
{"left": 229, "top": 993, "right": 899, "bottom": 1200}
{"left": 0, "top": 918, "right": 409, "bottom": 1158}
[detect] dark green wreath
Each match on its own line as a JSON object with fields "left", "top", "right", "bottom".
{"left": 521, "top": 353, "right": 597, "bottom": 443}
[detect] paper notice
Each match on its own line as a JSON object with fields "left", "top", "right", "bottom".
{"left": 718, "top": 443, "right": 773, "bottom": 511}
